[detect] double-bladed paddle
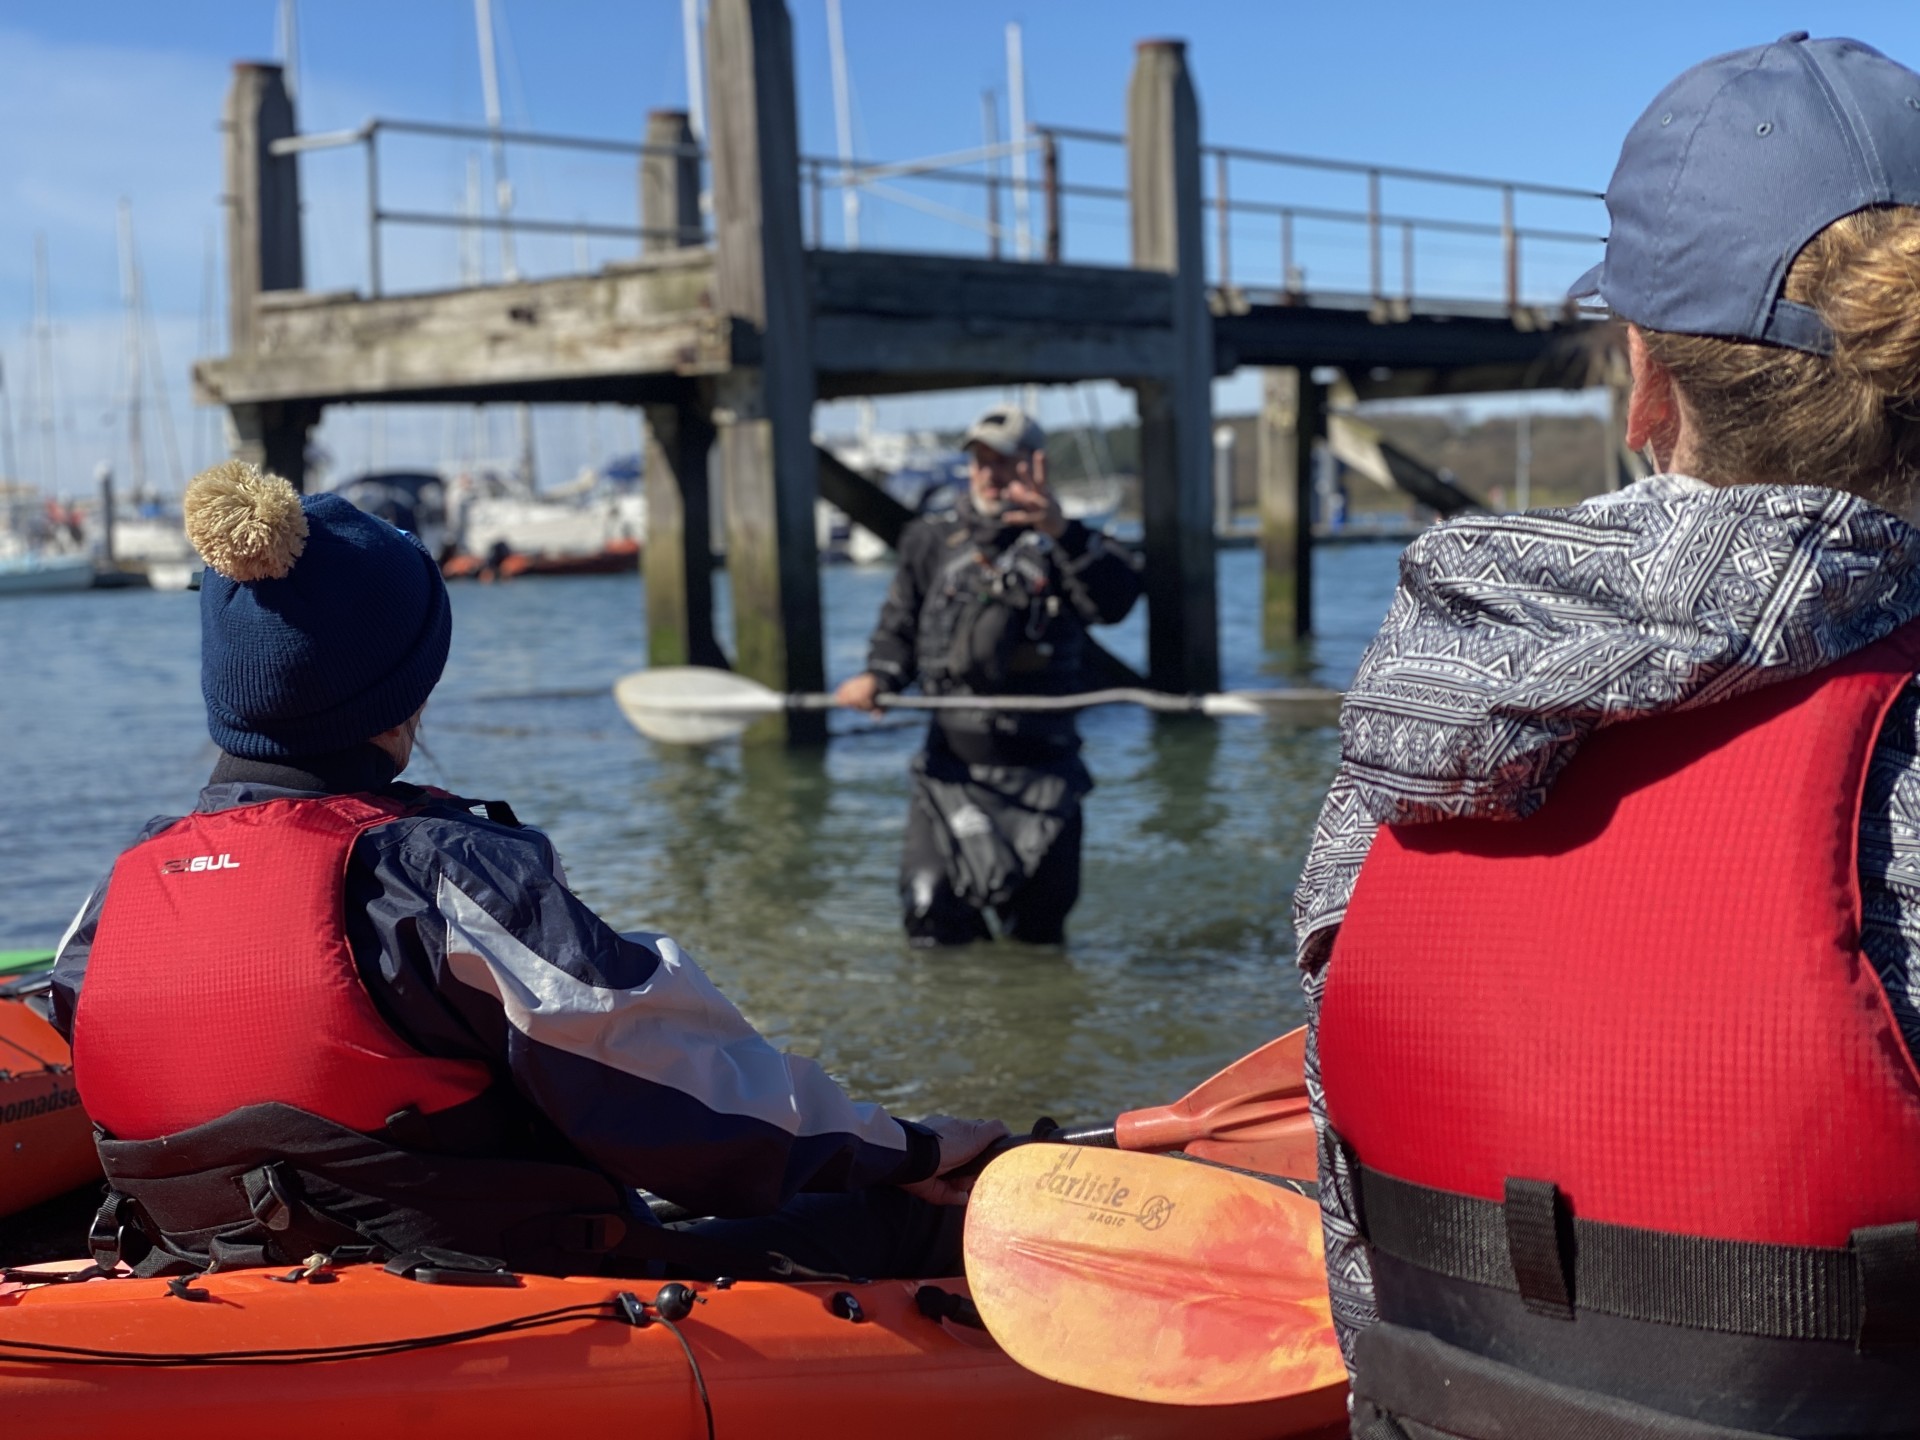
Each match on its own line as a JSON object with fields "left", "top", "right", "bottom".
{"left": 612, "top": 666, "right": 1344, "bottom": 745}
{"left": 951, "top": 1024, "right": 1317, "bottom": 1182}
{"left": 962, "top": 1144, "right": 1347, "bottom": 1409}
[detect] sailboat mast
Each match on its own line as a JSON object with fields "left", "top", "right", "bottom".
{"left": 0, "top": 359, "right": 17, "bottom": 485}
{"left": 474, "top": 0, "right": 517, "bottom": 284}
{"left": 827, "top": 0, "right": 859, "bottom": 248}
{"left": 680, "top": 0, "right": 707, "bottom": 146}
{"left": 118, "top": 199, "right": 146, "bottom": 497}
{"left": 474, "top": 0, "right": 533, "bottom": 489}
{"left": 33, "top": 234, "right": 59, "bottom": 493}
{"left": 1006, "top": 23, "right": 1032, "bottom": 261}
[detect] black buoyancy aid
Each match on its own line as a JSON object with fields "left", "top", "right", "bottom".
{"left": 71, "top": 794, "right": 777, "bottom": 1280}
{"left": 1319, "top": 625, "right": 1920, "bottom": 1440}
{"left": 915, "top": 530, "right": 1089, "bottom": 697}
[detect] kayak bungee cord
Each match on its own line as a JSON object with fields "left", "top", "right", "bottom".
{"left": 0, "top": 1286, "right": 717, "bottom": 1438}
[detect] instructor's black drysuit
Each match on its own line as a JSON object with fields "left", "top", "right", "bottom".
{"left": 864, "top": 501, "right": 1143, "bottom": 945}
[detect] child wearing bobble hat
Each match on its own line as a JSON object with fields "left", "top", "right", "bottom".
{"left": 50, "top": 462, "right": 1004, "bottom": 1279}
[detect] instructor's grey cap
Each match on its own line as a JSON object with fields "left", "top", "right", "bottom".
{"left": 963, "top": 406, "right": 1046, "bottom": 457}
{"left": 1570, "top": 33, "right": 1920, "bottom": 355}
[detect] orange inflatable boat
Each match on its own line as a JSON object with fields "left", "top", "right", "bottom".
{"left": 0, "top": 961, "right": 97, "bottom": 1222}
{"left": 0, "top": 1260, "right": 1347, "bottom": 1439}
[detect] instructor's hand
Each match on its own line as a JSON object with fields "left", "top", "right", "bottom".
{"left": 1001, "top": 451, "right": 1066, "bottom": 539}
{"left": 901, "top": 1114, "right": 1013, "bottom": 1206}
{"left": 834, "top": 672, "right": 885, "bottom": 714}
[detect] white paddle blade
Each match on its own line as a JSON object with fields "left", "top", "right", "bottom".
{"left": 612, "top": 667, "right": 785, "bottom": 745}
{"left": 1204, "top": 689, "right": 1344, "bottom": 726}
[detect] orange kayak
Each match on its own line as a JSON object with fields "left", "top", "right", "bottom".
{"left": 0, "top": 968, "right": 98, "bottom": 1222}
{"left": 0, "top": 1262, "right": 1348, "bottom": 1438}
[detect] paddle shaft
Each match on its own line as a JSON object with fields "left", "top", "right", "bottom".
{"left": 815, "top": 687, "right": 1272, "bottom": 716}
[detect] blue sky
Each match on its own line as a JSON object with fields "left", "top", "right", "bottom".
{"left": 4, "top": 1, "right": 1919, "bottom": 494}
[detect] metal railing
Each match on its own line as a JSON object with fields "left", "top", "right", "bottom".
{"left": 1037, "top": 124, "right": 1604, "bottom": 311}
{"left": 799, "top": 135, "right": 1048, "bottom": 257}
{"left": 276, "top": 114, "right": 1599, "bottom": 313}
{"left": 271, "top": 117, "right": 707, "bottom": 297}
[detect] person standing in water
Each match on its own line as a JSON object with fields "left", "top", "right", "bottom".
{"left": 51, "top": 461, "right": 1005, "bottom": 1279}
{"left": 836, "top": 406, "right": 1143, "bottom": 947}
{"left": 1301, "top": 34, "right": 1920, "bottom": 1438}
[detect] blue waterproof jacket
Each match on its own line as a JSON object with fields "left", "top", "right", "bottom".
{"left": 51, "top": 752, "right": 938, "bottom": 1222}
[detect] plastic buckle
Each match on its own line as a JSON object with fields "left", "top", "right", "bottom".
{"left": 382, "top": 1247, "right": 521, "bottom": 1288}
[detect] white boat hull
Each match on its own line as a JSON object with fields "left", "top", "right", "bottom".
{"left": 0, "top": 555, "right": 94, "bottom": 595}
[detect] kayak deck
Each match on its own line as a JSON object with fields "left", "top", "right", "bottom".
{"left": 0, "top": 1264, "right": 1348, "bottom": 1439}
{"left": 0, "top": 989, "right": 97, "bottom": 1222}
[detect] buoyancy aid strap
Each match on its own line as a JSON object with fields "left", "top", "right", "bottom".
{"left": 1351, "top": 1323, "right": 1786, "bottom": 1440}
{"left": 1350, "top": 1160, "right": 1920, "bottom": 1347}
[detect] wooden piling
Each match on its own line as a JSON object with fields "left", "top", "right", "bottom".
{"left": 641, "top": 110, "right": 703, "bottom": 252}
{"left": 708, "top": 0, "right": 826, "bottom": 743}
{"left": 1257, "top": 367, "right": 1324, "bottom": 647}
{"left": 644, "top": 392, "right": 723, "bottom": 668}
{"left": 1127, "top": 39, "right": 1219, "bottom": 695}
{"left": 223, "top": 63, "right": 316, "bottom": 489}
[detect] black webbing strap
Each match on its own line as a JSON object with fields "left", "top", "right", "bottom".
{"left": 1353, "top": 1162, "right": 1920, "bottom": 1347}
{"left": 1353, "top": 1323, "right": 1788, "bottom": 1440}
{"left": 1853, "top": 1221, "right": 1920, "bottom": 1349}
{"left": 1503, "top": 1177, "right": 1573, "bottom": 1320}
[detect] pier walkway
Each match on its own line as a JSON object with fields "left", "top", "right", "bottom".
{"left": 196, "top": 0, "right": 1620, "bottom": 741}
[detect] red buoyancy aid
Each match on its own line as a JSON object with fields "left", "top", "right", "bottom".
{"left": 74, "top": 795, "right": 490, "bottom": 1142}
{"left": 1321, "top": 623, "right": 1920, "bottom": 1246}
{"left": 1318, "top": 623, "right": 1920, "bottom": 1437}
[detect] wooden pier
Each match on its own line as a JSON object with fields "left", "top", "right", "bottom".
{"left": 196, "top": 0, "right": 1614, "bottom": 742}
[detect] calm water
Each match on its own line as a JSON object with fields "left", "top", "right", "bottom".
{"left": 0, "top": 545, "right": 1399, "bottom": 1130}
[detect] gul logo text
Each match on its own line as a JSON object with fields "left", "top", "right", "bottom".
{"left": 161, "top": 854, "right": 241, "bottom": 875}
{"left": 1034, "top": 1150, "right": 1176, "bottom": 1230}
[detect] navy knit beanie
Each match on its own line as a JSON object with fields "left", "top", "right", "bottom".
{"left": 184, "top": 461, "right": 452, "bottom": 760}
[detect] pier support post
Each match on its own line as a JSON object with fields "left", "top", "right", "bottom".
{"left": 639, "top": 110, "right": 721, "bottom": 669}
{"left": 644, "top": 392, "right": 723, "bottom": 668}
{"left": 227, "top": 401, "right": 318, "bottom": 492}
{"left": 223, "top": 63, "right": 316, "bottom": 488}
{"left": 1128, "top": 39, "right": 1218, "bottom": 695}
{"left": 708, "top": 0, "right": 825, "bottom": 743}
{"left": 1257, "top": 367, "right": 1324, "bottom": 645}
{"left": 641, "top": 110, "right": 703, "bottom": 252}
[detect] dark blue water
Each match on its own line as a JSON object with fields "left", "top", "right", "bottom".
{"left": 0, "top": 544, "right": 1399, "bottom": 1126}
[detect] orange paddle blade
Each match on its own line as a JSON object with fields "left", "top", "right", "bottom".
{"left": 963, "top": 1144, "right": 1345, "bottom": 1406}
{"left": 1116, "top": 1025, "right": 1316, "bottom": 1177}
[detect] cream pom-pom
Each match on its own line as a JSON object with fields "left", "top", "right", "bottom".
{"left": 183, "top": 461, "right": 309, "bottom": 581}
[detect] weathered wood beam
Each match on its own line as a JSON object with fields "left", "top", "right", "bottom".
{"left": 709, "top": 0, "right": 824, "bottom": 744}
{"left": 812, "top": 315, "right": 1179, "bottom": 393}
{"left": 1215, "top": 306, "right": 1600, "bottom": 375}
{"left": 1129, "top": 38, "right": 1218, "bottom": 695}
{"left": 1342, "top": 326, "right": 1615, "bottom": 402}
{"left": 809, "top": 251, "right": 1175, "bottom": 327}
{"left": 193, "top": 256, "right": 727, "bottom": 409}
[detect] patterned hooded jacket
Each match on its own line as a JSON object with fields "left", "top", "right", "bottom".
{"left": 1292, "top": 475, "right": 1920, "bottom": 1363}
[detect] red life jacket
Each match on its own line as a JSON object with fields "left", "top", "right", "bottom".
{"left": 1318, "top": 623, "right": 1920, "bottom": 1438}
{"left": 74, "top": 794, "right": 490, "bottom": 1141}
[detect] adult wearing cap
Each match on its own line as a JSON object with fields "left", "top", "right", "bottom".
{"left": 1299, "top": 34, "right": 1920, "bottom": 1438}
{"left": 50, "top": 461, "right": 1005, "bottom": 1279}
{"left": 836, "top": 406, "right": 1142, "bottom": 947}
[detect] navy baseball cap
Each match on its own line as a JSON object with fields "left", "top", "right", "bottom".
{"left": 1570, "top": 34, "right": 1920, "bottom": 355}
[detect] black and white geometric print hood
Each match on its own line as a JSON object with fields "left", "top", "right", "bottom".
{"left": 1344, "top": 474, "right": 1920, "bottom": 825}
{"left": 1294, "top": 475, "right": 1920, "bottom": 944}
